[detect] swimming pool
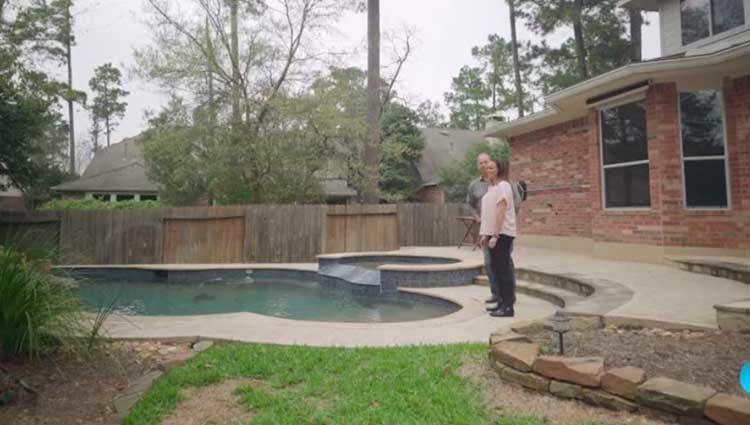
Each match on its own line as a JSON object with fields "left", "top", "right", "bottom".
{"left": 70, "top": 269, "right": 460, "bottom": 323}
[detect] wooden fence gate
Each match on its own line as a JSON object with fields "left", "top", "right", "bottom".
{"left": 325, "top": 205, "right": 399, "bottom": 253}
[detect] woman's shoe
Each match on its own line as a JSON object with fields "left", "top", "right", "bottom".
{"left": 489, "top": 306, "right": 515, "bottom": 317}
{"left": 485, "top": 296, "right": 498, "bottom": 303}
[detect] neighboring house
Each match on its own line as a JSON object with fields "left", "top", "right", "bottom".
{"left": 322, "top": 178, "right": 358, "bottom": 204}
{"left": 0, "top": 176, "right": 26, "bottom": 212}
{"left": 416, "top": 128, "right": 487, "bottom": 204}
{"left": 54, "top": 137, "right": 359, "bottom": 204}
{"left": 485, "top": 0, "right": 750, "bottom": 260}
{"left": 52, "top": 138, "right": 160, "bottom": 202}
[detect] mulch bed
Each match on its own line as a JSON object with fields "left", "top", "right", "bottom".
{"left": 526, "top": 326, "right": 750, "bottom": 397}
{"left": 0, "top": 341, "right": 193, "bottom": 425}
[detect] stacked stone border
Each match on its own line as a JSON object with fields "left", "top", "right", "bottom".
{"left": 488, "top": 326, "right": 750, "bottom": 425}
{"left": 668, "top": 257, "right": 750, "bottom": 286}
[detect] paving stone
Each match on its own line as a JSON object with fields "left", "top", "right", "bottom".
{"left": 492, "top": 361, "right": 550, "bottom": 392}
{"left": 510, "top": 320, "right": 547, "bottom": 335}
{"left": 704, "top": 393, "right": 750, "bottom": 425}
{"left": 490, "top": 342, "right": 539, "bottom": 372}
{"left": 489, "top": 330, "right": 532, "bottom": 346}
{"left": 638, "top": 406, "right": 679, "bottom": 423}
{"left": 193, "top": 340, "right": 214, "bottom": 352}
{"left": 637, "top": 377, "right": 717, "bottom": 418}
{"left": 532, "top": 356, "right": 604, "bottom": 388}
{"left": 601, "top": 366, "right": 647, "bottom": 401}
{"left": 676, "top": 417, "right": 717, "bottom": 425}
{"left": 566, "top": 315, "right": 604, "bottom": 331}
{"left": 549, "top": 380, "right": 582, "bottom": 399}
{"left": 158, "top": 351, "right": 197, "bottom": 372}
{"left": 113, "top": 370, "right": 163, "bottom": 416}
{"left": 581, "top": 389, "right": 638, "bottom": 412}
{"left": 716, "top": 310, "right": 750, "bottom": 333}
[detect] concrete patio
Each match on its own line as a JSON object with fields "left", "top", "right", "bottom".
{"left": 97, "top": 245, "right": 750, "bottom": 346}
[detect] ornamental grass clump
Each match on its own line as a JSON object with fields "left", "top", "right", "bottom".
{"left": 0, "top": 247, "right": 84, "bottom": 358}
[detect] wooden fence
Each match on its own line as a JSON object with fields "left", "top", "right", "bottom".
{"left": 0, "top": 203, "right": 470, "bottom": 265}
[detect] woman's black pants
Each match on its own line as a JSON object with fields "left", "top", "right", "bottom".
{"left": 489, "top": 234, "right": 516, "bottom": 308}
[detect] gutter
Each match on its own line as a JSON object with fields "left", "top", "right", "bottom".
{"left": 546, "top": 41, "right": 750, "bottom": 104}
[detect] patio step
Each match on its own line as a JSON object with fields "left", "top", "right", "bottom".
{"left": 473, "top": 276, "right": 585, "bottom": 308}
{"left": 667, "top": 256, "right": 750, "bottom": 285}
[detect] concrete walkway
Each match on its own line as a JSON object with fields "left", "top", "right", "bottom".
{"left": 401, "top": 246, "right": 750, "bottom": 328}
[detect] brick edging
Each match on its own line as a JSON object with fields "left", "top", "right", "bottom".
{"left": 488, "top": 329, "right": 749, "bottom": 425}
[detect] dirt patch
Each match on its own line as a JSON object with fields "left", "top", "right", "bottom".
{"left": 160, "top": 378, "right": 257, "bottom": 425}
{"left": 460, "top": 355, "right": 671, "bottom": 425}
{"left": 0, "top": 341, "right": 195, "bottom": 425}
{"left": 527, "top": 327, "right": 750, "bottom": 396}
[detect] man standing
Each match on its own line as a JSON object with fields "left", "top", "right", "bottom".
{"left": 466, "top": 153, "right": 499, "bottom": 307}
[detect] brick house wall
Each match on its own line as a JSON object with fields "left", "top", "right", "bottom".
{"left": 509, "top": 74, "right": 750, "bottom": 250}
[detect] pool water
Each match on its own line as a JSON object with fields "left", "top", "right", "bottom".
{"left": 75, "top": 277, "right": 459, "bottom": 323}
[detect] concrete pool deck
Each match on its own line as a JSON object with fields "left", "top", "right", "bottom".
{"left": 102, "top": 286, "right": 557, "bottom": 347}
{"left": 401, "top": 246, "right": 750, "bottom": 329}
{"left": 84, "top": 244, "right": 750, "bottom": 346}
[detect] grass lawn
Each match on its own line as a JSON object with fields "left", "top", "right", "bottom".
{"left": 123, "top": 343, "right": 621, "bottom": 425}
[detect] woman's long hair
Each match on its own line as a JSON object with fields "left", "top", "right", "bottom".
{"left": 492, "top": 159, "right": 508, "bottom": 181}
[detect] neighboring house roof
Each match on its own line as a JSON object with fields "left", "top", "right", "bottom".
{"left": 418, "top": 128, "right": 486, "bottom": 186}
{"left": 52, "top": 162, "right": 159, "bottom": 193}
{"left": 485, "top": 40, "right": 750, "bottom": 139}
{"left": 617, "top": 0, "right": 659, "bottom": 11}
{"left": 53, "top": 137, "right": 359, "bottom": 199}
{"left": 322, "top": 178, "right": 357, "bottom": 198}
{"left": 52, "top": 137, "right": 160, "bottom": 193}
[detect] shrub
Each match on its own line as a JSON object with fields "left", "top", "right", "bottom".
{"left": 38, "top": 198, "right": 163, "bottom": 211}
{"left": 0, "top": 247, "right": 84, "bottom": 357}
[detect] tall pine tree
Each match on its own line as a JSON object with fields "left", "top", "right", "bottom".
{"left": 88, "top": 63, "right": 128, "bottom": 147}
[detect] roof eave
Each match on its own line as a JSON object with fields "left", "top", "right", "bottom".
{"left": 486, "top": 42, "right": 750, "bottom": 139}
{"left": 617, "top": 0, "right": 660, "bottom": 11}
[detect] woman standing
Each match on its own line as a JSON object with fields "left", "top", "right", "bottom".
{"left": 478, "top": 160, "right": 517, "bottom": 317}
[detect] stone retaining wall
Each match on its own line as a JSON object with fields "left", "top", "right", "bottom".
{"left": 488, "top": 330, "right": 750, "bottom": 425}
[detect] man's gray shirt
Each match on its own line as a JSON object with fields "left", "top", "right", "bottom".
{"left": 466, "top": 177, "right": 490, "bottom": 216}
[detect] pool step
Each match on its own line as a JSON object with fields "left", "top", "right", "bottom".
{"left": 473, "top": 276, "right": 585, "bottom": 308}
{"left": 667, "top": 256, "right": 750, "bottom": 285}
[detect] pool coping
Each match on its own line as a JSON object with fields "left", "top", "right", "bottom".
{"left": 316, "top": 252, "right": 483, "bottom": 272}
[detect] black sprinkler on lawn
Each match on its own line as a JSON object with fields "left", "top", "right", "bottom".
{"left": 549, "top": 311, "right": 571, "bottom": 355}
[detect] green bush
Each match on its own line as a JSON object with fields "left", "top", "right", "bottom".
{"left": 0, "top": 247, "right": 84, "bottom": 357}
{"left": 38, "top": 198, "right": 163, "bottom": 211}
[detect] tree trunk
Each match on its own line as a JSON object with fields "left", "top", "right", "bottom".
{"left": 572, "top": 0, "right": 589, "bottom": 80}
{"left": 229, "top": 0, "right": 241, "bottom": 125}
{"left": 104, "top": 83, "right": 110, "bottom": 147}
{"left": 508, "top": 0, "right": 525, "bottom": 117}
{"left": 205, "top": 16, "right": 216, "bottom": 126}
{"left": 629, "top": 8, "right": 643, "bottom": 62}
{"left": 364, "top": 0, "right": 381, "bottom": 204}
{"left": 65, "top": 1, "right": 75, "bottom": 174}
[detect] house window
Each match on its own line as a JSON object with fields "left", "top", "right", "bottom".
{"left": 681, "top": 0, "right": 745, "bottom": 45}
{"left": 600, "top": 100, "right": 651, "bottom": 208}
{"left": 115, "top": 194, "right": 135, "bottom": 202}
{"left": 140, "top": 195, "right": 158, "bottom": 202}
{"left": 92, "top": 194, "right": 111, "bottom": 202}
{"left": 680, "top": 90, "right": 729, "bottom": 208}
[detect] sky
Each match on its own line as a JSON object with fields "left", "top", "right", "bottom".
{"left": 64, "top": 0, "right": 660, "bottom": 154}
